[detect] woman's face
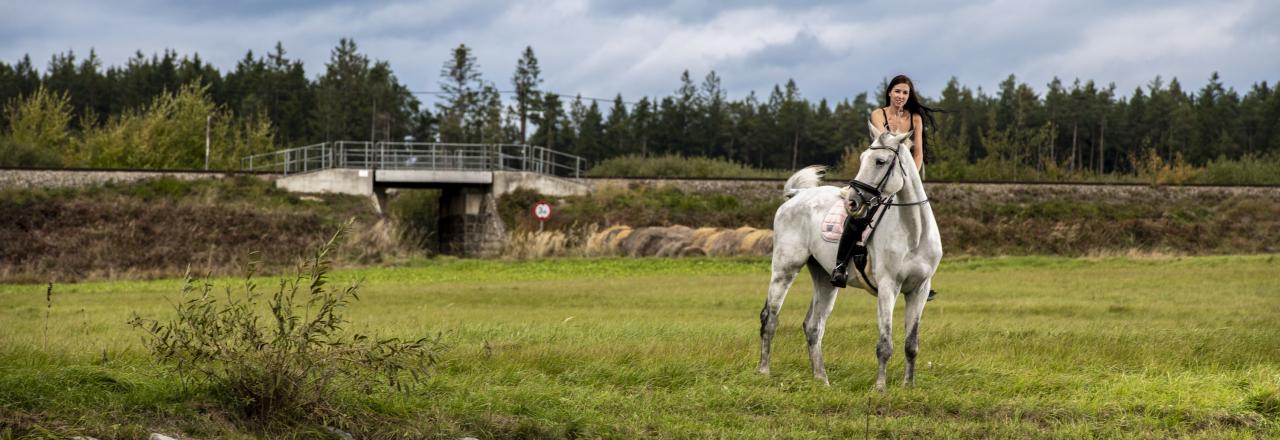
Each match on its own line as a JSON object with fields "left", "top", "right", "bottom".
{"left": 890, "top": 83, "right": 910, "bottom": 109}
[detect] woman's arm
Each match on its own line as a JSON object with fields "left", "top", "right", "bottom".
{"left": 911, "top": 114, "right": 924, "bottom": 170}
{"left": 870, "top": 109, "right": 885, "bottom": 138}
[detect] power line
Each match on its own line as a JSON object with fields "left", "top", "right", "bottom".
{"left": 411, "top": 90, "right": 641, "bottom": 106}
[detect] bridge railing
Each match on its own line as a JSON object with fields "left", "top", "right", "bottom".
{"left": 241, "top": 142, "right": 587, "bottom": 178}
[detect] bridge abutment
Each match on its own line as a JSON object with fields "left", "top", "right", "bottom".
{"left": 437, "top": 186, "right": 506, "bottom": 257}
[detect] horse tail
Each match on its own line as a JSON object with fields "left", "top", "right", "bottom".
{"left": 783, "top": 165, "right": 827, "bottom": 199}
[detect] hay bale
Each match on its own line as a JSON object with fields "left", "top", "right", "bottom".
{"left": 679, "top": 245, "right": 707, "bottom": 257}
{"left": 705, "top": 228, "right": 752, "bottom": 256}
{"left": 655, "top": 241, "right": 687, "bottom": 257}
{"left": 689, "top": 227, "right": 719, "bottom": 248}
{"left": 586, "top": 225, "right": 632, "bottom": 256}
{"left": 739, "top": 228, "right": 774, "bottom": 255}
{"left": 620, "top": 225, "right": 694, "bottom": 256}
{"left": 584, "top": 224, "right": 773, "bottom": 257}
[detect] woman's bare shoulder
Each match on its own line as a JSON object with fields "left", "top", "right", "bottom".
{"left": 870, "top": 108, "right": 886, "bottom": 123}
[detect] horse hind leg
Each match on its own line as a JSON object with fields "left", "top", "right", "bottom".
{"left": 757, "top": 255, "right": 804, "bottom": 375}
{"left": 902, "top": 278, "right": 931, "bottom": 387}
{"left": 803, "top": 258, "right": 840, "bottom": 386}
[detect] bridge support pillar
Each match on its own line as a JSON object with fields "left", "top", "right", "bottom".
{"left": 371, "top": 186, "right": 390, "bottom": 215}
{"left": 438, "top": 186, "right": 506, "bottom": 257}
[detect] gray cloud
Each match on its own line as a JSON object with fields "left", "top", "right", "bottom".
{"left": 1, "top": 0, "right": 1275, "bottom": 110}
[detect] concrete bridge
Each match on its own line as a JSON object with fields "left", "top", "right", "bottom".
{"left": 244, "top": 142, "right": 590, "bottom": 257}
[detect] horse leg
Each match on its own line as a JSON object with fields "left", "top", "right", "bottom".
{"left": 802, "top": 259, "right": 840, "bottom": 385}
{"left": 902, "top": 278, "right": 931, "bottom": 387}
{"left": 758, "top": 257, "right": 803, "bottom": 375}
{"left": 873, "top": 281, "right": 899, "bottom": 392}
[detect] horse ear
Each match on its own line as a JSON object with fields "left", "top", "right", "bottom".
{"left": 889, "top": 130, "right": 912, "bottom": 146}
{"left": 867, "top": 120, "right": 883, "bottom": 141}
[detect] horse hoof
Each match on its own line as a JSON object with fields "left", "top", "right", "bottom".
{"left": 757, "top": 367, "right": 770, "bottom": 376}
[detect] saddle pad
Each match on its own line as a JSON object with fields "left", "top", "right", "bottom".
{"left": 820, "top": 203, "right": 847, "bottom": 243}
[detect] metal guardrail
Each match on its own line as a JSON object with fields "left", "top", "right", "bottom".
{"left": 241, "top": 142, "right": 587, "bottom": 178}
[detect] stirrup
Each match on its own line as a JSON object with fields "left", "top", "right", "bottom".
{"left": 830, "top": 264, "right": 849, "bottom": 288}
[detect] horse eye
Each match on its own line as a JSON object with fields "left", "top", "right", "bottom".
{"left": 875, "top": 159, "right": 887, "bottom": 166}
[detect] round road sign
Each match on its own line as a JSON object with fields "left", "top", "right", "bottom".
{"left": 532, "top": 201, "right": 553, "bottom": 221}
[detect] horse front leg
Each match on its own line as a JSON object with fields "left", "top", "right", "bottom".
{"left": 758, "top": 260, "right": 802, "bottom": 375}
{"left": 902, "top": 278, "right": 931, "bottom": 387}
{"left": 873, "top": 281, "right": 899, "bottom": 392}
{"left": 803, "top": 259, "right": 840, "bottom": 385}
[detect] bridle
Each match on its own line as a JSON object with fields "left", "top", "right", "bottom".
{"left": 848, "top": 142, "right": 929, "bottom": 215}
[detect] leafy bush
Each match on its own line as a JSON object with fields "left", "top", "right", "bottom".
{"left": 1, "top": 86, "right": 71, "bottom": 167}
{"left": 75, "top": 82, "right": 274, "bottom": 169}
{"left": 129, "top": 221, "right": 444, "bottom": 421}
{"left": 0, "top": 137, "right": 61, "bottom": 167}
{"left": 586, "top": 154, "right": 789, "bottom": 178}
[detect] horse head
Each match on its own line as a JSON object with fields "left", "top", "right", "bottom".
{"left": 846, "top": 121, "right": 912, "bottom": 218}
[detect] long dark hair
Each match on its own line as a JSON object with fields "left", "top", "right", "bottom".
{"left": 884, "top": 75, "right": 940, "bottom": 163}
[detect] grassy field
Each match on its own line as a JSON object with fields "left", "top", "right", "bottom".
{"left": 1, "top": 255, "right": 1278, "bottom": 438}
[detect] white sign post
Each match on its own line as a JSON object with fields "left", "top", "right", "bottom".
{"left": 532, "top": 201, "right": 553, "bottom": 232}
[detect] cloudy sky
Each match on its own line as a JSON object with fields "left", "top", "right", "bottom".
{"left": 2, "top": 0, "right": 1277, "bottom": 107}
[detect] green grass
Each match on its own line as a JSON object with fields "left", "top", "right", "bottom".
{"left": 1, "top": 255, "right": 1278, "bottom": 438}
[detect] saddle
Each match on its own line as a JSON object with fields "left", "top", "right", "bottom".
{"left": 823, "top": 188, "right": 936, "bottom": 300}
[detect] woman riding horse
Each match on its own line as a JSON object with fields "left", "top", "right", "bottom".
{"left": 831, "top": 74, "right": 939, "bottom": 288}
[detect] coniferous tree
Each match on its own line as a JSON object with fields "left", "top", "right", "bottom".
{"left": 530, "top": 92, "right": 563, "bottom": 150}
{"left": 511, "top": 46, "right": 542, "bottom": 143}
{"left": 630, "top": 97, "right": 653, "bottom": 157}
{"left": 313, "top": 38, "right": 416, "bottom": 143}
{"left": 603, "top": 94, "right": 629, "bottom": 156}
{"left": 699, "top": 71, "right": 728, "bottom": 157}
{"left": 313, "top": 39, "right": 370, "bottom": 142}
{"left": 578, "top": 100, "right": 605, "bottom": 160}
{"left": 437, "top": 44, "right": 481, "bottom": 143}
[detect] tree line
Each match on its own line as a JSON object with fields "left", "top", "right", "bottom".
{"left": 1, "top": 39, "right": 1277, "bottom": 178}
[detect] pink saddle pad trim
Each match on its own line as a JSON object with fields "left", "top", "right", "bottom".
{"left": 821, "top": 201, "right": 879, "bottom": 244}
{"left": 820, "top": 203, "right": 846, "bottom": 243}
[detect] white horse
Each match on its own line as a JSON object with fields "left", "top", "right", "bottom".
{"left": 757, "top": 122, "right": 943, "bottom": 391}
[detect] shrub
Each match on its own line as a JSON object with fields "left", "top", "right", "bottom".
{"left": 129, "top": 220, "right": 444, "bottom": 421}
{"left": 75, "top": 82, "right": 274, "bottom": 169}
{"left": 0, "top": 137, "right": 62, "bottom": 167}
{"left": 1, "top": 86, "right": 71, "bottom": 167}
